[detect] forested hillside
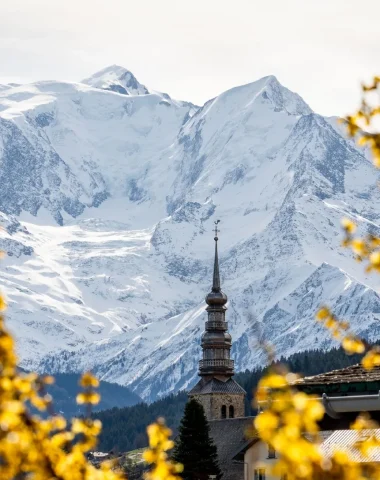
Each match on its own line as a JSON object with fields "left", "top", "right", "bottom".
{"left": 235, "top": 346, "right": 365, "bottom": 414}
{"left": 20, "top": 370, "right": 142, "bottom": 417}
{"left": 95, "top": 346, "right": 364, "bottom": 451}
{"left": 49, "top": 373, "right": 142, "bottom": 417}
{"left": 95, "top": 391, "right": 188, "bottom": 452}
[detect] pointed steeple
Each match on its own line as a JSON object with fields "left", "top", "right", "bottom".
{"left": 188, "top": 219, "right": 246, "bottom": 421}
{"left": 206, "top": 221, "right": 227, "bottom": 308}
{"left": 212, "top": 220, "right": 221, "bottom": 292}
{"left": 201, "top": 221, "right": 232, "bottom": 377}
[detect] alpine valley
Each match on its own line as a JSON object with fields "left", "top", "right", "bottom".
{"left": 1, "top": 66, "right": 380, "bottom": 402}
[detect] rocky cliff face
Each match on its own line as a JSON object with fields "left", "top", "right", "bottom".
{"left": 1, "top": 67, "right": 379, "bottom": 401}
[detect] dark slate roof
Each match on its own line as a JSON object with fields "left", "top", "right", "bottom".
{"left": 189, "top": 377, "right": 246, "bottom": 395}
{"left": 209, "top": 416, "right": 256, "bottom": 480}
{"left": 295, "top": 364, "right": 380, "bottom": 387}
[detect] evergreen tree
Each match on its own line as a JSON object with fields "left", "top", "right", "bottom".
{"left": 172, "top": 399, "right": 221, "bottom": 480}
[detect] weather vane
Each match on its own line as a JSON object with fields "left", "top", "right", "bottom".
{"left": 214, "top": 220, "right": 220, "bottom": 240}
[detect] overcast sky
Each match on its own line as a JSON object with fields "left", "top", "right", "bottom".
{"left": 1, "top": 0, "right": 379, "bottom": 116}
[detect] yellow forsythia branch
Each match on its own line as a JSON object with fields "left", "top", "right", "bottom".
{"left": 342, "top": 76, "right": 380, "bottom": 167}
{"left": 316, "top": 305, "right": 380, "bottom": 372}
{"left": 0, "top": 254, "right": 123, "bottom": 479}
{"left": 143, "top": 418, "right": 183, "bottom": 480}
{"left": 340, "top": 217, "right": 380, "bottom": 273}
{"left": 253, "top": 364, "right": 374, "bottom": 479}
{"left": 315, "top": 306, "right": 365, "bottom": 354}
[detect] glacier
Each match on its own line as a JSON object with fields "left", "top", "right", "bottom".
{"left": 0, "top": 65, "right": 380, "bottom": 401}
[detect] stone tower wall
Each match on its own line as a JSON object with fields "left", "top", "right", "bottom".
{"left": 190, "top": 393, "right": 245, "bottom": 421}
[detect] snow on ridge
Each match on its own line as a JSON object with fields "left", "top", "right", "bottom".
{"left": 1, "top": 71, "right": 380, "bottom": 401}
{"left": 81, "top": 64, "right": 150, "bottom": 96}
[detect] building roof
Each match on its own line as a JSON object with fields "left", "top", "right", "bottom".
{"left": 209, "top": 416, "right": 256, "bottom": 465}
{"left": 189, "top": 377, "right": 246, "bottom": 395}
{"left": 229, "top": 428, "right": 336, "bottom": 462}
{"left": 296, "top": 364, "right": 380, "bottom": 387}
{"left": 215, "top": 423, "right": 380, "bottom": 467}
{"left": 321, "top": 429, "right": 380, "bottom": 463}
{"left": 304, "top": 430, "right": 335, "bottom": 443}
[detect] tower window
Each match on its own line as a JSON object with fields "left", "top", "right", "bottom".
{"left": 229, "top": 405, "right": 234, "bottom": 418}
{"left": 268, "top": 445, "right": 276, "bottom": 459}
{"left": 221, "top": 405, "right": 227, "bottom": 419}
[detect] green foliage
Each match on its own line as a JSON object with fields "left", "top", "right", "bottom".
{"left": 19, "top": 369, "right": 142, "bottom": 418}
{"left": 49, "top": 373, "right": 142, "bottom": 417}
{"left": 172, "top": 399, "right": 221, "bottom": 480}
{"left": 94, "top": 346, "right": 364, "bottom": 451}
{"left": 95, "top": 391, "right": 188, "bottom": 452}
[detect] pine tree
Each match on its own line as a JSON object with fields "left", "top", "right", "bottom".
{"left": 172, "top": 399, "right": 221, "bottom": 480}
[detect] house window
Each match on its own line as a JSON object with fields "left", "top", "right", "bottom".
{"left": 229, "top": 405, "right": 234, "bottom": 418}
{"left": 254, "top": 468, "right": 266, "bottom": 480}
{"left": 221, "top": 405, "right": 226, "bottom": 419}
{"left": 268, "top": 444, "right": 276, "bottom": 459}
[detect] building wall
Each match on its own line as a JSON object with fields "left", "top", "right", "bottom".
{"left": 191, "top": 393, "right": 245, "bottom": 421}
{"left": 245, "top": 441, "right": 280, "bottom": 480}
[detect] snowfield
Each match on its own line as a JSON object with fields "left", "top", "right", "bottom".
{"left": 0, "top": 66, "right": 380, "bottom": 401}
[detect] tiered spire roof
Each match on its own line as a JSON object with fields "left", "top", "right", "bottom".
{"left": 200, "top": 221, "right": 234, "bottom": 378}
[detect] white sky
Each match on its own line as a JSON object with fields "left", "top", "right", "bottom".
{"left": 1, "top": 0, "right": 380, "bottom": 116}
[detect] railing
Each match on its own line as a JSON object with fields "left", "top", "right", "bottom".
{"left": 199, "top": 359, "right": 234, "bottom": 369}
{"left": 206, "top": 321, "right": 228, "bottom": 330}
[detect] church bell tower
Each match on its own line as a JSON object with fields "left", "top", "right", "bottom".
{"left": 189, "top": 221, "right": 246, "bottom": 421}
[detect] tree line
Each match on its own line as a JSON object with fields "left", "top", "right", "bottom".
{"left": 95, "top": 346, "right": 364, "bottom": 452}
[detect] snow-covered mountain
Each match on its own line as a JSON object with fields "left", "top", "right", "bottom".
{"left": 82, "top": 65, "right": 150, "bottom": 96}
{"left": 1, "top": 66, "right": 380, "bottom": 401}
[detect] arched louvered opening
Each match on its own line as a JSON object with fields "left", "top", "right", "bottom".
{"left": 229, "top": 405, "right": 235, "bottom": 418}
{"left": 221, "top": 405, "right": 227, "bottom": 419}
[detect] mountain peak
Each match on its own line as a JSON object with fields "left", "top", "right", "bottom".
{"left": 82, "top": 65, "right": 149, "bottom": 96}
{"left": 261, "top": 74, "right": 312, "bottom": 116}
{"left": 201, "top": 74, "right": 312, "bottom": 120}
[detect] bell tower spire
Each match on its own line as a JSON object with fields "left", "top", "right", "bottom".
{"left": 212, "top": 220, "right": 221, "bottom": 292}
{"left": 201, "top": 220, "right": 233, "bottom": 377}
{"left": 189, "top": 220, "right": 246, "bottom": 421}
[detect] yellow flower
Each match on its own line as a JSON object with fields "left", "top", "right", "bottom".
{"left": 316, "top": 307, "right": 330, "bottom": 321}
{"left": 76, "top": 392, "right": 100, "bottom": 405}
{"left": 0, "top": 295, "right": 7, "bottom": 312}
{"left": 41, "top": 375, "right": 55, "bottom": 385}
{"left": 292, "top": 392, "right": 309, "bottom": 410}
{"left": 144, "top": 420, "right": 183, "bottom": 480}
{"left": 260, "top": 373, "right": 287, "bottom": 389}
{"left": 351, "top": 413, "right": 378, "bottom": 431}
{"left": 30, "top": 396, "right": 48, "bottom": 411}
{"left": 79, "top": 372, "right": 99, "bottom": 388}
{"left": 305, "top": 399, "right": 325, "bottom": 421}
{"left": 370, "top": 251, "right": 380, "bottom": 269}
{"left": 51, "top": 416, "right": 67, "bottom": 431}
{"left": 143, "top": 450, "right": 157, "bottom": 463}
{"left": 341, "top": 218, "right": 356, "bottom": 234}
{"left": 362, "top": 349, "right": 380, "bottom": 370}
{"left": 351, "top": 239, "right": 367, "bottom": 256}
{"left": 254, "top": 411, "right": 279, "bottom": 431}
{"left": 342, "top": 336, "right": 365, "bottom": 354}
{"left": 338, "top": 320, "right": 350, "bottom": 330}
{"left": 325, "top": 317, "right": 337, "bottom": 329}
